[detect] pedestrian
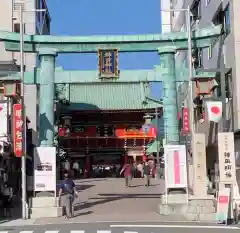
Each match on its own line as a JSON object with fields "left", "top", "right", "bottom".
{"left": 120, "top": 162, "right": 133, "bottom": 187}
{"left": 143, "top": 161, "right": 151, "bottom": 187}
{"left": 72, "top": 161, "right": 79, "bottom": 178}
{"left": 137, "top": 162, "right": 143, "bottom": 178}
{"left": 58, "top": 171, "right": 78, "bottom": 219}
{"left": 2, "top": 182, "right": 13, "bottom": 217}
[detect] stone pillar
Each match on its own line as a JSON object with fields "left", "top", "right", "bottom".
{"left": 39, "top": 49, "right": 57, "bottom": 147}
{"left": 158, "top": 47, "right": 180, "bottom": 144}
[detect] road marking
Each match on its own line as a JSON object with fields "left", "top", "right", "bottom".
{"left": 71, "top": 231, "right": 85, "bottom": 233}
{"left": 97, "top": 231, "right": 111, "bottom": 233}
{"left": 45, "top": 231, "right": 59, "bottom": 233}
{"left": 19, "top": 231, "right": 34, "bottom": 233}
{"left": 124, "top": 231, "right": 138, "bottom": 233}
{"left": 110, "top": 224, "right": 240, "bottom": 230}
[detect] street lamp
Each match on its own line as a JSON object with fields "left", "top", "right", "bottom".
{"left": 15, "top": 2, "right": 46, "bottom": 220}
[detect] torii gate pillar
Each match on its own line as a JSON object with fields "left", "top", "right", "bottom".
{"left": 38, "top": 48, "right": 57, "bottom": 147}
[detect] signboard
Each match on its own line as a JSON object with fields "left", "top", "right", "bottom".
{"left": 218, "top": 132, "right": 236, "bottom": 183}
{"left": 115, "top": 127, "right": 156, "bottom": 139}
{"left": 0, "top": 102, "right": 8, "bottom": 138}
{"left": 182, "top": 107, "right": 189, "bottom": 135}
{"left": 216, "top": 187, "right": 230, "bottom": 222}
{"left": 98, "top": 49, "right": 119, "bottom": 78}
{"left": 164, "top": 144, "right": 188, "bottom": 189}
{"left": 34, "top": 147, "right": 56, "bottom": 192}
{"left": 13, "top": 104, "right": 22, "bottom": 157}
{"left": 192, "top": 133, "right": 207, "bottom": 196}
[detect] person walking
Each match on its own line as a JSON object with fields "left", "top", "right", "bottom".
{"left": 58, "top": 171, "right": 78, "bottom": 219}
{"left": 120, "top": 163, "right": 133, "bottom": 187}
{"left": 143, "top": 161, "right": 151, "bottom": 187}
{"left": 2, "top": 182, "right": 13, "bottom": 217}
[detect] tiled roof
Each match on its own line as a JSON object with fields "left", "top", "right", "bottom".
{"left": 68, "top": 82, "right": 161, "bottom": 110}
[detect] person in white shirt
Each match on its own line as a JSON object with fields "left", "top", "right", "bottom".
{"left": 73, "top": 161, "right": 79, "bottom": 178}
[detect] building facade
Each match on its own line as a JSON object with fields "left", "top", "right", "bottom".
{"left": 0, "top": 0, "right": 51, "bottom": 192}
{"left": 0, "top": 0, "right": 50, "bottom": 70}
{"left": 161, "top": 0, "right": 240, "bottom": 178}
{"left": 0, "top": 0, "right": 51, "bottom": 141}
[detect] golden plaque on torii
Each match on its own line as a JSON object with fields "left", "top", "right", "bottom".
{"left": 98, "top": 49, "right": 119, "bottom": 78}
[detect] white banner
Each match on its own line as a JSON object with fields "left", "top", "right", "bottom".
{"left": 206, "top": 101, "right": 222, "bottom": 123}
{"left": 0, "top": 103, "right": 8, "bottom": 138}
{"left": 34, "top": 147, "right": 56, "bottom": 192}
{"left": 164, "top": 144, "right": 188, "bottom": 189}
{"left": 218, "top": 132, "right": 236, "bottom": 183}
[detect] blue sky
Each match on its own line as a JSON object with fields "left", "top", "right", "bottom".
{"left": 47, "top": 0, "right": 162, "bottom": 99}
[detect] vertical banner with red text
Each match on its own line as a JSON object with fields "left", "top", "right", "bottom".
{"left": 182, "top": 107, "right": 189, "bottom": 135}
{"left": 13, "top": 104, "right": 22, "bottom": 157}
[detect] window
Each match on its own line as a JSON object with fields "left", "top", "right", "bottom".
{"left": 13, "top": 23, "right": 26, "bottom": 33}
{"left": 224, "top": 5, "right": 230, "bottom": 35}
{"left": 206, "top": 0, "right": 211, "bottom": 6}
{"left": 215, "top": 70, "right": 232, "bottom": 98}
{"left": 36, "top": 0, "right": 50, "bottom": 35}
{"left": 190, "top": 0, "right": 201, "bottom": 23}
{"left": 212, "top": 4, "right": 231, "bottom": 35}
{"left": 208, "top": 44, "right": 212, "bottom": 60}
{"left": 192, "top": 48, "right": 203, "bottom": 68}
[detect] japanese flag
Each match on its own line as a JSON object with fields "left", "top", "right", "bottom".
{"left": 206, "top": 101, "right": 222, "bottom": 123}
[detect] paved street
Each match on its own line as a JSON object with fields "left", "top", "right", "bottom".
{"left": 0, "top": 222, "right": 239, "bottom": 233}
{"left": 1, "top": 177, "right": 237, "bottom": 231}
{"left": 33, "top": 177, "right": 174, "bottom": 225}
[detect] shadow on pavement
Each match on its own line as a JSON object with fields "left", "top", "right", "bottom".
{"left": 74, "top": 178, "right": 108, "bottom": 184}
{"left": 75, "top": 184, "right": 95, "bottom": 192}
{"left": 74, "top": 193, "right": 162, "bottom": 212}
{"left": 74, "top": 210, "right": 93, "bottom": 217}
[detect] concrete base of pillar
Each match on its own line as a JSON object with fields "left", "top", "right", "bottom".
{"left": 29, "top": 197, "right": 63, "bottom": 219}
{"left": 158, "top": 194, "right": 216, "bottom": 222}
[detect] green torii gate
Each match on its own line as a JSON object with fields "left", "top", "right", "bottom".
{"left": 0, "top": 26, "right": 221, "bottom": 147}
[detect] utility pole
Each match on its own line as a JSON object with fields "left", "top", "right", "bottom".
{"left": 155, "top": 108, "right": 160, "bottom": 175}
{"left": 19, "top": 4, "right": 27, "bottom": 220}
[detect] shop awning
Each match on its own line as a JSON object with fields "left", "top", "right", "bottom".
{"left": 146, "top": 140, "right": 160, "bottom": 154}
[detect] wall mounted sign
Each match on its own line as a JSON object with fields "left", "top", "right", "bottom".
{"left": 13, "top": 104, "right": 22, "bottom": 157}
{"left": 98, "top": 49, "right": 119, "bottom": 78}
{"left": 182, "top": 107, "right": 189, "bottom": 135}
{"left": 218, "top": 132, "right": 236, "bottom": 183}
{"left": 206, "top": 101, "right": 222, "bottom": 123}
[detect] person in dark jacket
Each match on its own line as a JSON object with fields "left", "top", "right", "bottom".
{"left": 143, "top": 161, "right": 151, "bottom": 187}
{"left": 58, "top": 171, "right": 78, "bottom": 218}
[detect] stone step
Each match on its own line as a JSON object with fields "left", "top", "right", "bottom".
{"left": 31, "top": 197, "right": 59, "bottom": 208}
{"left": 161, "top": 194, "right": 188, "bottom": 204}
{"left": 30, "top": 206, "right": 63, "bottom": 218}
{"left": 188, "top": 200, "right": 216, "bottom": 214}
